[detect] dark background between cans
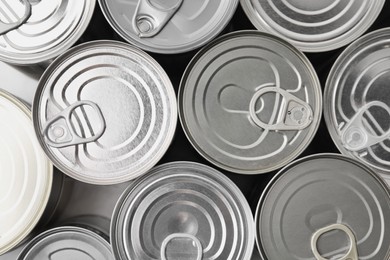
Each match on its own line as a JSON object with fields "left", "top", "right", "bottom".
{"left": 2, "top": 1, "right": 390, "bottom": 259}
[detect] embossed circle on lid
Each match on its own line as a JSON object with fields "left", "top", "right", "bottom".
{"left": 240, "top": 0, "right": 385, "bottom": 52}
{"left": 0, "top": 90, "right": 52, "bottom": 255}
{"left": 325, "top": 28, "right": 390, "bottom": 182}
{"left": 256, "top": 154, "right": 390, "bottom": 259}
{"left": 111, "top": 162, "right": 254, "bottom": 260}
{"left": 33, "top": 40, "right": 177, "bottom": 185}
{"left": 179, "top": 31, "right": 322, "bottom": 174}
{"left": 17, "top": 226, "right": 114, "bottom": 260}
{"left": 0, "top": 0, "right": 95, "bottom": 64}
{"left": 98, "top": 0, "right": 238, "bottom": 54}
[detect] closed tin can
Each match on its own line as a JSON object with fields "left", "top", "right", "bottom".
{"left": 111, "top": 162, "right": 254, "bottom": 260}
{"left": 33, "top": 40, "right": 177, "bottom": 185}
{"left": 324, "top": 28, "right": 390, "bottom": 184}
{"left": 255, "top": 154, "right": 390, "bottom": 259}
{"left": 179, "top": 31, "right": 322, "bottom": 174}
{"left": 0, "top": 0, "right": 96, "bottom": 65}
{"left": 0, "top": 90, "right": 53, "bottom": 255}
{"left": 240, "top": 0, "right": 385, "bottom": 52}
{"left": 17, "top": 226, "right": 114, "bottom": 260}
{"left": 98, "top": 0, "right": 238, "bottom": 54}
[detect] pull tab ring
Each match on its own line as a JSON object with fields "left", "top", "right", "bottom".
{"left": 42, "top": 101, "right": 106, "bottom": 148}
{"left": 161, "top": 233, "right": 202, "bottom": 260}
{"left": 249, "top": 86, "right": 313, "bottom": 131}
{"left": 341, "top": 101, "right": 390, "bottom": 151}
{"left": 0, "top": 0, "right": 32, "bottom": 35}
{"left": 311, "top": 224, "right": 358, "bottom": 260}
{"left": 133, "top": 0, "right": 183, "bottom": 38}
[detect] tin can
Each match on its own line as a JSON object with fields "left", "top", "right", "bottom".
{"left": 32, "top": 40, "right": 177, "bottom": 185}
{"left": 98, "top": 0, "right": 239, "bottom": 54}
{"left": 0, "top": 90, "right": 53, "bottom": 255}
{"left": 240, "top": 0, "right": 385, "bottom": 52}
{"left": 111, "top": 161, "right": 254, "bottom": 260}
{"left": 255, "top": 154, "right": 390, "bottom": 259}
{"left": 0, "top": 0, "right": 96, "bottom": 65}
{"left": 324, "top": 28, "right": 390, "bottom": 184}
{"left": 179, "top": 31, "right": 322, "bottom": 174}
{"left": 0, "top": 61, "right": 44, "bottom": 105}
{"left": 17, "top": 226, "right": 114, "bottom": 260}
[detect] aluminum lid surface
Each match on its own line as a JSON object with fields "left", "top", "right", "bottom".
{"left": 0, "top": 0, "right": 95, "bottom": 65}
{"left": 17, "top": 226, "right": 114, "bottom": 260}
{"left": 0, "top": 90, "right": 52, "bottom": 255}
{"left": 325, "top": 28, "right": 390, "bottom": 183}
{"left": 33, "top": 40, "right": 177, "bottom": 185}
{"left": 256, "top": 154, "right": 390, "bottom": 259}
{"left": 98, "top": 0, "right": 238, "bottom": 54}
{"left": 111, "top": 161, "right": 254, "bottom": 260}
{"left": 179, "top": 31, "right": 322, "bottom": 174}
{"left": 240, "top": 0, "right": 385, "bottom": 52}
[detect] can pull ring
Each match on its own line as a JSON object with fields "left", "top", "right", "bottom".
{"left": 161, "top": 233, "right": 203, "bottom": 260}
{"left": 133, "top": 0, "right": 183, "bottom": 38}
{"left": 341, "top": 101, "right": 390, "bottom": 151}
{"left": 0, "top": 0, "right": 31, "bottom": 35}
{"left": 311, "top": 224, "right": 358, "bottom": 260}
{"left": 43, "top": 101, "right": 106, "bottom": 148}
{"left": 249, "top": 86, "right": 313, "bottom": 131}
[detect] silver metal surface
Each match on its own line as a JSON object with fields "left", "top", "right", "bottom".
{"left": 111, "top": 161, "right": 255, "bottom": 260}
{"left": 0, "top": 0, "right": 96, "bottom": 64}
{"left": 33, "top": 40, "right": 177, "bottom": 185}
{"left": 325, "top": 28, "right": 390, "bottom": 184}
{"left": 240, "top": 0, "right": 385, "bottom": 52}
{"left": 179, "top": 31, "right": 322, "bottom": 174}
{"left": 0, "top": 62, "right": 44, "bottom": 106}
{"left": 17, "top": 226, "right": 114, "bottom": 260}
{"left": 98, "top": 0, "right": 238, "bottom": 54}
{"left": 255, "top": 154, "right": 390, "bottom": 259}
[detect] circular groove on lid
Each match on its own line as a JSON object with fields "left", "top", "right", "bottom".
{"left": 33, "top": 40, "right": 177, "bottom": 185}
{"left": 111, "top": 161, "right": 255, "bottom": 260}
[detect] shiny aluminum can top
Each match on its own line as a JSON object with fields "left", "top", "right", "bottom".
{"left": 324, "top": 28, "right": 390, "bottom": 184}
{"left": 32, "top": 40, "right": 177, "bottom": 185}
{"left": 0, "top": 0, "right": 95, "bottom": 65}
{"left": 98, "top": 0, "right": 238, "bottom": 54}
{"left": 255, "top": 154, "right": 390, "bottom": 259}
{"left": 240, "top": 0, "right": 385, "bottom": 52}
{"left": 111, "top": 161, "right": 254, "bottom": 260}
{"left": 16, "top": 226, "right": 114, "bottom": 260}
{"left": 179, "top": 31, "right": 322, "bottom": 174}
{"left": 0, "top": 90, "right": 52, "bottom": 255}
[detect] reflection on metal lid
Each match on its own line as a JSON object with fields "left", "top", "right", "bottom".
{"left": 179, "top": 31, "right": 322, "bottom": 174}
{"left": 0, "top": 0, "right": 95, "bottom": 64}
{"left": 33, "top": 40, "right": 177, "bottom": 185}
{"left": 256, "top": 154, "right": 390, "bottom": 259}
{"left": 111, "top": 161, "right": 254, "bottom": 260}
{"left": 0, "top": 90, "right": 52, "bottom": 255}
{"left": 98, "top": 0, "right": 238, "bottom": 53}
{"left": 240, "top": 0, "right": 385, "bottom": 52}
{"left": 325, "top": 28, "right": 390, "bottom": 181}
{"left": 17, "top": 226, "right": 114, "bottom": 260}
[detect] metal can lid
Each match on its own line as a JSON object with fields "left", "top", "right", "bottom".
{"left": 111, "top": 161, "right": 254, "bottom": 260}
{"left": 179, "top": 31, "right": 322, "bottom": 174}
{"left": 98, "top": 0, "right": 238, "bottom": 54}
{"left": 0, "top": 90, "right": 53, "bottom": 255}
{"left": 240, "top": 0, "right": 385, "bottom": 52}
{"left": 0, "top": 0, "right": 95, "bottom": 65}
{"left": 325, "top": 28, "right": 390, "bottom": 181}
{"left": 255, "top": 154, "right": 390, "bottom": 259}
{"left": 17, "top": 226, "right": 114, "bottom": 260}
{"left": 33, "top": 40, "right": 177, "bottom": 185}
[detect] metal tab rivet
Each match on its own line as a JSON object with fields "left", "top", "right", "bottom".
{"left": 133, "top": 0, "right": 183, "bottom": 38}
